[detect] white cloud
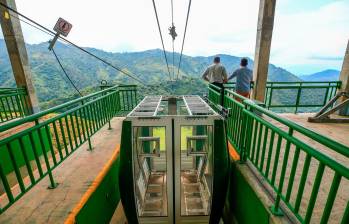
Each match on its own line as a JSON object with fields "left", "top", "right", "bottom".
{"left": 2, "top": 0, "right": 348, "bottom": 74}
{"left": 13, "top": 0, "right": 259, "bottom": 56}
{"left": 270, "top": 0, "right": 349, "bottom": 73}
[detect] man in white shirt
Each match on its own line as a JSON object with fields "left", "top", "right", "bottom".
{"left": 202, "top": 56, "right": 228, "bottom": 88}
{"left": 202, "top": 56, "right": 228, "bottom": 105}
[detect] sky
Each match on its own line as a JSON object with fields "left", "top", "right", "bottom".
{"left": 1, "top": 0, "right": 349, "bottom": 75}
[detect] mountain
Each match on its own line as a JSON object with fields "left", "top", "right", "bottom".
{"left": 0, "top": 39, "right": 301, "bottom": 108}
{"left": 299, "top": 69, "right": 340, "bottom": 81}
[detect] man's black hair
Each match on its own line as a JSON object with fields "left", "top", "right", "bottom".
{"left": 241, "top": 58, "right": 248, "bottom": 67}
{"left": 214, "top": 56, "right": 220, "bottom": 63}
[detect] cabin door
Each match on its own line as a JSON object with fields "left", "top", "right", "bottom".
{"left": 132, "top": 118, "right": 213, "bottom": 224}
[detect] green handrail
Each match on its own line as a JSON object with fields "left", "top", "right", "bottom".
{"left": 224, "top": 81, "right": 342, "bottom": 113}
{"left": 209, "top": 88, "right": 349, "bottom": 224}
{"left": 0, "top": 85, "right": 138, "bottom": 214}
{"left": 208, "top": 84, "right": 222, "bottom": 110}
{"left": 0, "top": 85, "right": 137, "bottom": 133}
{"left": 0, "top": 87, "right": 30, "bottom": 123}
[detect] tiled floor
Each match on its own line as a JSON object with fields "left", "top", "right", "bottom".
{"left": 0, "top": 117, "right": 124, "bottom": 224}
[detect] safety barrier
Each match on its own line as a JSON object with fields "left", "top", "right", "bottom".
{"left": 223, "top": 90, "right": 246, "bottom": 154}
{"left": 0, "top": 85, "right": 137, "bottom": 214}
{"left": 0, "top": 88, "right": 30, "bottom": 123}
{"left": 224, "top": 81, "right": 341, "bottom": 113}
{"left": 209, "top": 88, "right": 349, "bottom": 224}
{"left": 208, "top": 84, "right": 222, "bottom": 110}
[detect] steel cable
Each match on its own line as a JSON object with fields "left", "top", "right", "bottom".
{"left": 51, "top": 48, "right": 83, "bottom": 97}
{"left": 176, "top": 0, "right": 192, "bottom": 80}
{"left": 0, "top": 2, "right": 146, "bottom": 85}
{"left": 151, "top": 0, "right": 172, "bottom": 81}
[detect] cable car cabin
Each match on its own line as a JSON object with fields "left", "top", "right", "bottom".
{"left": 119, "top": 96, "right": 229, "bottom": 224}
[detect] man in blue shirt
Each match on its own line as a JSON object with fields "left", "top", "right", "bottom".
{"left": 228, "top": 58, "right": 253, "bottom": 100}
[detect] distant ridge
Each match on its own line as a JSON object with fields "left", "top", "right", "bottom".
{"left": 299, "top": 69, "right": 340, "bottom": 81}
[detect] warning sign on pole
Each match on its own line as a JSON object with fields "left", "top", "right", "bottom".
{"left": 48, "top": 17, "right": 73, "bottom": 50}
{"left": 53, "top": 18, "right": 72, "bottom": 37}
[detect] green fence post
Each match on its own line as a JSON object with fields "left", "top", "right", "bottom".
{"left": 35, "top": 121, "right": 58, "bottom": 189}
{"left": 81, "top": 101, "right": 93, "bottom": 151}
{"left": 294, "top": 83, "right": 302, "bottom": 113}
{"left": 322, "top": 83, "right": 330, "bottom": 106}
{"left": 107, "top": 96, "right": 112, "bottom": 130}
{"left": 271, "top": 128, "right": 294, "bottom": 216}
{"left": 341, "top": 201, "right": 349, "bottom": 224}
{"left": 239, "top": 104, "right": 249, "bottom": 163}
{"left": 268, "top": 84, "right": 273, "bottom": 109}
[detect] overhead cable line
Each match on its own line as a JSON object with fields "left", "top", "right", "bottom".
{"left": 176, "top": 0, "right": 192, "bottom": 80}
{"left": 51, "top": 48, "right": 83, "bottom": 97}
{"left": 171, "top": 0, "right": 175, "bottom": 79}
{"left": 151, "top": 0, "right": 172, "bottom": 81}
{"left": 0, "top": 2, "right": 146, "bottom": 85}
{"left": 9, "top": 13, "right": 55, "bottom": 38}
{"left": 171, "top": 0, "right": 174, "bottom": 26}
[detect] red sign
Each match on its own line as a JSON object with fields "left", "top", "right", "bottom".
{"left": 53, "top": 18, "right": 72, "bottom": 37}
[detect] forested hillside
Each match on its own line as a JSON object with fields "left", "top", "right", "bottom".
{"left": 0, "top": 39, "right": 302, "bottom": 109}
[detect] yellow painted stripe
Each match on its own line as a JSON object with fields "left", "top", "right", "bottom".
{"left": 228, "top": 142, "right": 240, "bottom": 161}
{"left": 64, "top": 145, "right": 120, "bottom": 224}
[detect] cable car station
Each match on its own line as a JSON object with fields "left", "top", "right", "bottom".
{"left": 0, "top": 0, "right": 348, "bottom": 224}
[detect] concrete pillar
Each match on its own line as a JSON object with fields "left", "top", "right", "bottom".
{"left": 0, "top": 0, "right": 39, "bottom": 113}
{"left": 252, "top": 0, "right": 277, "bottom": 102}
{"left": 339, "top": 40, "right": 349, "bottom": 93}
{"left": 338, "top": 40, "right": 349, "bottom": 115}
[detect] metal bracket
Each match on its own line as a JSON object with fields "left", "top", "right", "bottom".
{"left": 308, "top": 92, "right": 349, "bottom": 123}
{"left": 216, "top": 105, "right": 231, "bottom": 119}
{"left": 187, "top": 135, "right": 208, "bottom": 156}
{"left": 138, "top": 136, "right": 161, "bottom": 157}
{"left": 48, "top": 33, "right": 60, "bottom": 51}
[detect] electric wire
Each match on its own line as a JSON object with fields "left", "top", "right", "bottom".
{"left": 6, "top": 11, "right": 177, "bottom": 95}
{"left": 151, "top": 0, "right": 172, "bottom": 81}
{"left": 172, "top": 39, "right": 175, "bottom": 81}
{"left": 171, "top": 0, "right": 175, "bottom": 80}
{"left": 176, "top": 0, "right": 192, "bottom": 80}
{"left": 0, "top": 2, "right": 146, "bottom": 85}
{"left": 171, "top": 0, "right": 174, "bottom": 26}
{"left": 9, "top": 12, "right": 55, "bottom": 38}
{"left": 51, "top": 48, "right": 83, "bottom": 97}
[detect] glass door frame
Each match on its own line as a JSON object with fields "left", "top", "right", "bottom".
{"left": 173, "top": 116, "right": 216, "bottom": 224}
{"left": 131, "top": 118, "right": 174, "bottom": 224}
{"left": 130, "top": 115, "right": 217, "bottom": 224}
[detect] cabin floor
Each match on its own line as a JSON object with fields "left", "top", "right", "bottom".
{"left": 0, "top": 117, "right": 124, "bottom": 224}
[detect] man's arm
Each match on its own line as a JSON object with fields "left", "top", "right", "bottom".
{"left": 202, "top": 68, "right": 209, "bottom": 82}
{"left": 222, "top": 67, "right": 228, "bottom": 83}
{"left": 228, "top": 70, "right": 238, "bottom": 81}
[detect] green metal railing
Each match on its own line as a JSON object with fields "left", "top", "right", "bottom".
{"left": 0, "top": 85, "right": 137, "bottom": 214}
{"left": 0, "top": 88, "right": 30, "bottom": 123}
{"left": 224, "top": 81, "right": 341, "bottom": 113}
{"left": 223, "top": 90, "right": 246, "bottom": 154}
{"left": 209, "top": 88, "right": 349, "bottom": 224}
{"left": 264, "top": 81, "right": 341, "bottom": 113}
{"left": 116, "top": 85, "right": 138, "bottom": 113}
{"left": 208, "top": 84, "right": 222, "bottom": 110}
